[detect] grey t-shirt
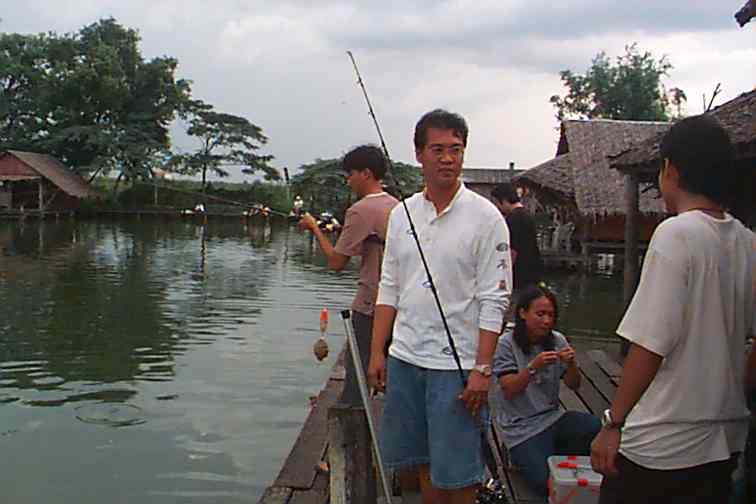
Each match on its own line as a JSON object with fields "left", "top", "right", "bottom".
{"left": 490, "top": 329, "right": 569, "bottom": 448}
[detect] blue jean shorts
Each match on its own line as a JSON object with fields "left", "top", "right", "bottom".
{"left": 380, "top": 356, "right": 486, "bottom": 489}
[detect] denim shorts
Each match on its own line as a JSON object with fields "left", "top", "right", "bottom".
{"left": 380, "top": 356, "right": 486, "bottom": 489}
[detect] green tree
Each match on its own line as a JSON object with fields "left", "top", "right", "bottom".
{"left": 174, "top": 101, "right": 277, "bottom": 191}
{"left": 0, "top": 18, "right": 192, "bottom": 189}
{"left": 549, "top": 44, "right": 679, "bottom": 122}
{"left": 290, "top": 158, "right": 422, "bottom": 218}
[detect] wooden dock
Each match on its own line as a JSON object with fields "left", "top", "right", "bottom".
{"left": 257, "top": 348, "right": 624, "bottom": 504}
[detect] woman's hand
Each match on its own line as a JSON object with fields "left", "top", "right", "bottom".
{"left": 529, "top": 351, "right": 558, "bottom": 370}
{"left": 558, "top": 346, "right": 576, "bottom": 365}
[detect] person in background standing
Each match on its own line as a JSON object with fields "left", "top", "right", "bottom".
{"left": 491, "top": 182, "right": 542, "bottom": 293}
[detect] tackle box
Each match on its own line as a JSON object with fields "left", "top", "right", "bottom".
{"left": 547, "top": 455, "right": 602, "bottom": 504}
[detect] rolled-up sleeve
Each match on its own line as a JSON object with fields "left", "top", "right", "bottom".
{"left": 477, "top": 216, "right": 512, "bottom": 333}
{"left": 376, "top": 207, "right": 400, "bottom": 308}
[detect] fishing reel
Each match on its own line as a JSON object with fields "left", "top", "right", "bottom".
{"left": 475, "top": 478, "right": 510, "bottom": 504}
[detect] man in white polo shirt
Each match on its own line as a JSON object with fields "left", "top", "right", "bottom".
{"left": 590, "top": 115, "right": 756, "bottom": 503}
{"left": 368, "top": 109, "right": 512, "bottom": 504}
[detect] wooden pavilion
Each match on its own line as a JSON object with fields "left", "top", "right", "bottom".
{"left": 610, "top": 89, "right": 756, "bottom": 306}
{"left": 0, "top": 150, "right": 93, "bottom": 212}
{"left": 516, "top": 119, "right": 670, "bottom": 258}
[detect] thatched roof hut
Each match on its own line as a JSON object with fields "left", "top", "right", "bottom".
{"left": 515, "top": 153, "right": 575, "bottom": 215}
{"left": 558, "top": 119, "right": 670, "bottom": 217}
{"left": 610, "top": 90, "right": 756, "bottom": 180}
{"left": 0, "top": 150, "right": 93, "bottom": 210}
{"left": 516, "top": 120, "right": 670, "bottom": 221}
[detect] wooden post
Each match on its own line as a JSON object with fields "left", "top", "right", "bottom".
{"left": 328, "top": 404, "right": 377, "bottom": 504}
{"left": 38, "top": 180, "right": 44, "bottom": 212}
{"left": 621, "top": 172, "right": 640, "bottom": 356}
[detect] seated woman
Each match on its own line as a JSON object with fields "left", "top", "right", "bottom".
{"left": 489, "top": 285, "right": 600, "bottom": 497}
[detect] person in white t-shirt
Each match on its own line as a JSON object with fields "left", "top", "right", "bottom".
{"left": 368, "top": 109, "right": 512, "bottom": 504}
{"left": 591, "top": 114, "right": 756, "bottom": 504}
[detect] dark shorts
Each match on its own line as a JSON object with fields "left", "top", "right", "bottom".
{"left": 380, "top": 356, "right": 486, "bottom": 490}
{"left": 598, "top": 453, "right": 738, "bottom": 504}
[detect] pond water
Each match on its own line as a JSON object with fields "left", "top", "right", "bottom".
{"left": 0, "top": 218, "right": 625, "bottom": 503}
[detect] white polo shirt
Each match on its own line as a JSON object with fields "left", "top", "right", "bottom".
{"left": 618, "top": 211, "right": 756, "bottom": 470}
{"left": 376, "top": 183, "right": 512, "bottom": 370}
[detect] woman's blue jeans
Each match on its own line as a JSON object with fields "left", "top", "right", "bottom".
{"left": 509, "top": 411, "right": 601, "bottom": 497}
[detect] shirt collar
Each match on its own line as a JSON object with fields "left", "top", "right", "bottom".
{"left": 362, "top": 191, "right": 388, "bottom": 200}
{"left": 422, "top": 182, "right": 467, "bottom": 217}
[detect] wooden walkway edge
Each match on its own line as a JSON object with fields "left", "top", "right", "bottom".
{"left": 258, "top": 348, "right": 625, "bottom": 504}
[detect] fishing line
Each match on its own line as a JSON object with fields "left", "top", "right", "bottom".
{"left": 347, "top": 50, "right": 465, "bottom": 388}
{"left": 347, "top": 51, "right": 519, "bottom": 504}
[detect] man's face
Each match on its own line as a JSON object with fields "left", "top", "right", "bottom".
{"left": 345, "top": 169, "right": 368, "bottom": 197}
{"left": 415, "top": 127, "right": 465, "bottom": 190}
{"left": 494, "top": 198, "right": 513, "bottom": 215}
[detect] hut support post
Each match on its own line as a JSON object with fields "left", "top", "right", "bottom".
{"left": 38, "top": 180, "right": 44, "bottom": 212}
{"left": 328, "top": 404, "right": 377, "bottom": 504}
{"left": 621, "top": 173, "right": 640, "bottom": 356}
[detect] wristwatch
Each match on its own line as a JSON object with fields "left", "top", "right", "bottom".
{"left": 472, "top": 364, "right": 492, "bottom": 377}
{"left": 527, "top": 364, "right": 537, "bottom": 377}
{"left": 601, "top": 409, "right": 624, "bottom": 430}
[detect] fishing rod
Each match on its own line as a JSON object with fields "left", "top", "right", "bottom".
{"left": 347, "top": 50, "right": 465, "bottom": 388}
{"left": 347, "top": 51, "right": 519, "bottom": 504}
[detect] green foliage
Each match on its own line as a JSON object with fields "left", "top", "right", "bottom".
{"left": 0, "top": 18, "right": 192, "bottom": 181}
{"left": 93, "top": 177, "right": 290, "bottom": 213}
{"left": 290, "top": 158, "right": 422, "bottom": 218}
{"left": 171, "top": 101, "right": 277, "bottom": 189}
{"left": 550, "top": 44, "right": 681, "bottom": 122}
{"left": 0, "top": 18, "right": 271, "bottom": 190}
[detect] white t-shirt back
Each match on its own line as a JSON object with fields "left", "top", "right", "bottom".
{"left": 617, "top": 210, "right": 756, "bottom": 470}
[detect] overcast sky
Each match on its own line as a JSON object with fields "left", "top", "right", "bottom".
{"left": 3, "top": 1, "right": 755, "bottom": 179}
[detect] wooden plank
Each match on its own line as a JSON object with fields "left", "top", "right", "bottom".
{"left": 274, "top": 375, "right": 342, "bottom": 489}
{"left": 488, "top": 423, "right": 543, "bottom": 504}
{"left": 587, "top": 349, "right": 623, "bottom": 385}
{"left": 328, "top": 405, "right": 377, "bottom": 504}
{"left": 289, "top": 467, "right": 329, "bottom": 504}
{"left": 559, "top": 382, "right": 589, "bottom": 413}
{"left": 577, "top": 351, "right": 617, "bottom": 404}
{"left": 587, "top": 349, "right": 623, "bottom": 377}
{"left": 257, "top": 486, "right": 293, "bottom": 504}
{"left": 571, "top": 365, "right": 610, "bottom": 415}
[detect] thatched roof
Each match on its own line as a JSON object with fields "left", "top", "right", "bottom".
{"left": 559, "top": 120, "right": 670, "bottom": 217}
{"left": 461, "top": 167, "right": 526, "bottom": 185}
{"left": 516, "top": 154, "right": 574, "bottom": 200}
{"left": 610, "top": 90, "right": 756, "bottom": 175}
{"left": 1, "top": 151, "right": 93, "bottom": 198}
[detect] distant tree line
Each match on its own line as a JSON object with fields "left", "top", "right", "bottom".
{"left": 0, "top": 18, "right": 276, "bottom": 194}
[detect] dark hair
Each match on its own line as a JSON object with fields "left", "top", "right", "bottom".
{"left": 491, "top": 182, "right": 520, "bottom": 204}
{"left": 659, "top": 114, "right": 735, "bottom": 207}
{"left": 342, "top": 144, "right": 388, "bottom": 180}
{"left": 512, "top": 285, "right": 558, "bottom": 355}
{"left": 413, "top": 109, "right": 468, "bottom": 150}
